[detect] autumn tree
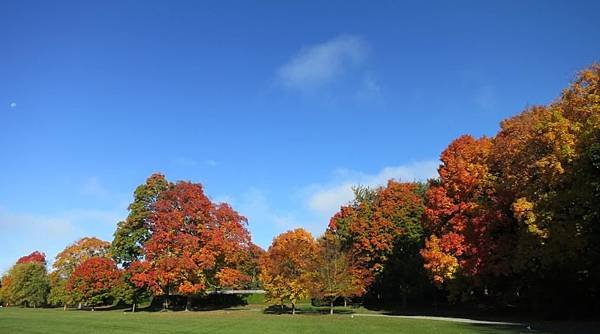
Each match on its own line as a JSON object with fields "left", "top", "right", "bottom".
{"left": 488, "top": 64, "right": 600, "bottom": 311}
{"left": 49, "top": 237, "right": 111, "bottom": 309}
{"left": 326, "top": 186, "right": 380, "bottom": 296}
{"left": 67, "top": 257, "right": 121, "bottom": 310}
{"left": 311, "top": 234, "right": 357, "bottom": 314}
{"left": 16, "top": 251, "right": 46, "bottom": 265}
{"left": 237, "top": 243, "right": 266, "bottom": 289}
{"left": 0, "top": 275, "right": 10, "bottom": 305}
{"left": 1, "top": 262, "right": 49, "bottom": 308}
{"left": 327, "top": 181, "right": 427, "bottom": 305}
{"left": 260, "top": 228, "right": 318, "bottom": 315}
{"left": 131, "top": 181, "right": 252, "bottom": 311}
{"left": 111, "top": 263, "right": 149, "bottom": 312}
{"left": 420, "top": 134, "right": 517, "bottom": 302}
{"left": 110, "top": 173, "right": 170, "bottom": 311}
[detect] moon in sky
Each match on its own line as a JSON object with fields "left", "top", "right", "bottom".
{"left": 10, "top": 102, "right": 17, "bottom": 108}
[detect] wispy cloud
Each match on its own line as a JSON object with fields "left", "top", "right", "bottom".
{"left": 172, "top": 158, "right": 218, "bottom": 168}
{"left": 81, "top": 176, "right": 110, "bottom": 198}
{"left": 204, "top": 159, "right": 218, "bottom": 167}
{"left": 278, "top": 34, "right": 368, "bottom": 90}
{"left": 474, "top": 85, "right": 496, "bottom": 111}
{"left": 0, "top": 206, "right": 126, "bottom": 272}
{"left": 306, "top": 161, "right": 439, "bottom": 218}
{"left": 230, "top": 188, "right": 300, "bottom": 248}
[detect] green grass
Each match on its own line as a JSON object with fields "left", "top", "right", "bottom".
{"left": 0, "top": 307, "right": 597, "bottom": 334}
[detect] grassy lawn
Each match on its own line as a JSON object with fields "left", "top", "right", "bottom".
{"left": 1, "top": 306, "right": 598, "bottom": 334}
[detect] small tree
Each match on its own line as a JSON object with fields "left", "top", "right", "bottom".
{"left": 260, "top": 228, "right": 318, "bottom": 315}
{"left": 48, "top": 271, "right": 72, "bottom": 310}
{"left": 112, "top": 262, "right": 148, "bottom": 312}
{"left": 52, "top": 237, "right": 111, "bottom": 309}
{"left": 67, "top": 257, "right": 120, "bottom": 311}
{"left": 312, "top": 235, "right": 358, "bottom": 315}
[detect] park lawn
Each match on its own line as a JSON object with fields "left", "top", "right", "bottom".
{"left": 1, "top": 307, "right": 596, "bottom": 334}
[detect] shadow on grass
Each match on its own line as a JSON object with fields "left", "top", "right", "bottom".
{"left": 262, "top": 305, "right": 355, "bottom": 315}
{"left": 465, "top": 321, "right": 600, "bottom": 334}
{"left": 63, "top": 294, "right": 251, "bottom": 313}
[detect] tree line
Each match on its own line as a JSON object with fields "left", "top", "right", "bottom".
{"left": 1, "top": 64, "right": 599, "bottom": 317}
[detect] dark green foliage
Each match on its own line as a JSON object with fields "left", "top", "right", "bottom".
{"left": 111, "top": 173, "right": 170, "bottom": 267}
{"left": 3, "top": 262, "right": 49, "bottom": 307}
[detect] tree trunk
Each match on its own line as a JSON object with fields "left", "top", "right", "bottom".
{"left": 402, "top": 293, "right": 407, "bottom": 310}
{"left": 63, "top": 304, "right": 67, "bottom": 311}
{"left": 292, "top": 303, "right": 296, "bottom": 315}
{"left": 132, "top": 303, "right": 136, "bottom": 313}
{"left": 78, "top": 302, "right": 82, "bottom": 310}
{"left": 185, "top": 295, "right": 192, "bottom": 311}
{"left": 344, "top": 299, "right": 347, "bottom": 308}
{"left": 330, "top": 300, "right": 334, "bottom": 315}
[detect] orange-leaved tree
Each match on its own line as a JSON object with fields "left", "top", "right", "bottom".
{"left": 421, "top": 135, "right": 514, "bottom": 300}
{"left": 260, "top": 228, "right": 318, "bottom": 315}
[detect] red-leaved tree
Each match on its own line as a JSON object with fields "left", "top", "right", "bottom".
{"left": 131, "top": 181, "right": 252, "bottom": 310}
{"left": 16, "top": 251, "right": 46, "bottom": 265}
{"left": 66, "top": 257, "right": 121, "bottom": 310}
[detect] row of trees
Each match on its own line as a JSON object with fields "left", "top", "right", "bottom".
{"left": 259, "top": 181, "right": 428, "bottom": 314}
{"left": 259, "top": 64, "right": 600, "bottom": 316}
{"left": 2, "top": 64, "right": 598, "bottom": 316}
{"left": 418, "top": 64, "right": 600, "bottom": 314}
{"left": 1, "top": 175, "right": 263, "bottom": 311}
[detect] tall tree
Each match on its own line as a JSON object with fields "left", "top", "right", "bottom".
{"left": 421, "top": 135, "right": 515, "bottom": 301}
{"left": 260, "top": 228, "right": 318, "bottom": 315}
{"left": 131, "top": 181, "right": 252, "bottom": 311}
{"left": 111, "top": 173, "right": 170, "bottom": 267}
{"left": 488, "top": 64, "right": 600, "bottom": 311}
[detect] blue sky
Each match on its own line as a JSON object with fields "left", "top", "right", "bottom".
{"left": 1, "top": 1, "right": 599, "bottom": 272}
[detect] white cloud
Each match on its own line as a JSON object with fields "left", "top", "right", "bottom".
{"left": 0, "top": 206, "right": 125, "bottom": 273}
{"left": 307, "top": 160, "right": 439, "bottom": 218}
{"left": 10, "top": 102, "right": 16, "bottom": 108}
{"left": 278, "top": 34, "right": 367, "bottom": 90}
{"left": 212, "top": 161, "right": 439, "bottom": 249}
